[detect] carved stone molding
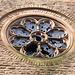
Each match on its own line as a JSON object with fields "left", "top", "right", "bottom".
{"left": 1, "top": 8, "right": 75, "bottom": 65}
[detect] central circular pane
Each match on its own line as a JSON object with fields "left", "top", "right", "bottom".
{"left": 33, "top": 34, "right": 41, "bottom": 41}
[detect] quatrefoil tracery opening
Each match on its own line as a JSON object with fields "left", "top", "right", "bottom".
{"left": 8, "top": 16, "right": 68, "bottom": 58}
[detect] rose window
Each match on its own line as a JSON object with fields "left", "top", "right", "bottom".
{"left": 7, "top": 16, "right": 68, "bottom": 58}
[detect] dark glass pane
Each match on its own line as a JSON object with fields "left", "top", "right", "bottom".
{"left": 24, "top": 43, "right": 38, "bottom": 56}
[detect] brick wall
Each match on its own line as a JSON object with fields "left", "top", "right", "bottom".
{"left": 0, "top": 0, "right": 75, "bottom": 75}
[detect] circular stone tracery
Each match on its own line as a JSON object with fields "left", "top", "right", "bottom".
{"left": 7, "top": 16, "right": 68, "bottom": 58}
{"left": 30, "top": 31, "right": 47, "bottom": 42}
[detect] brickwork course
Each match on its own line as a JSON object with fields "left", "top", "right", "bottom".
{"left": 0, "top": 0, "right": 75, "bottom": 75}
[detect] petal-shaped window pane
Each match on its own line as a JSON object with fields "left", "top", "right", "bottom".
{"left": 11, "top": 37, "right": 30, "bottom": 46}
{"left": 39, "top": 22, "right": 51, "bottom": 32}
{"left": 11, "top": 28, "right": 30, "bottom": 36}
{"left": 41, "top": 44, "right": 54, "bottom": 57}
{"left": 48, "top": 39, "right": 67, "bottom": 48}
{"left": 25, "top": 20, "right": 37, "bottom": 32}
{"left": 47, "top": 29, "right": 64, "bottom": 37}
